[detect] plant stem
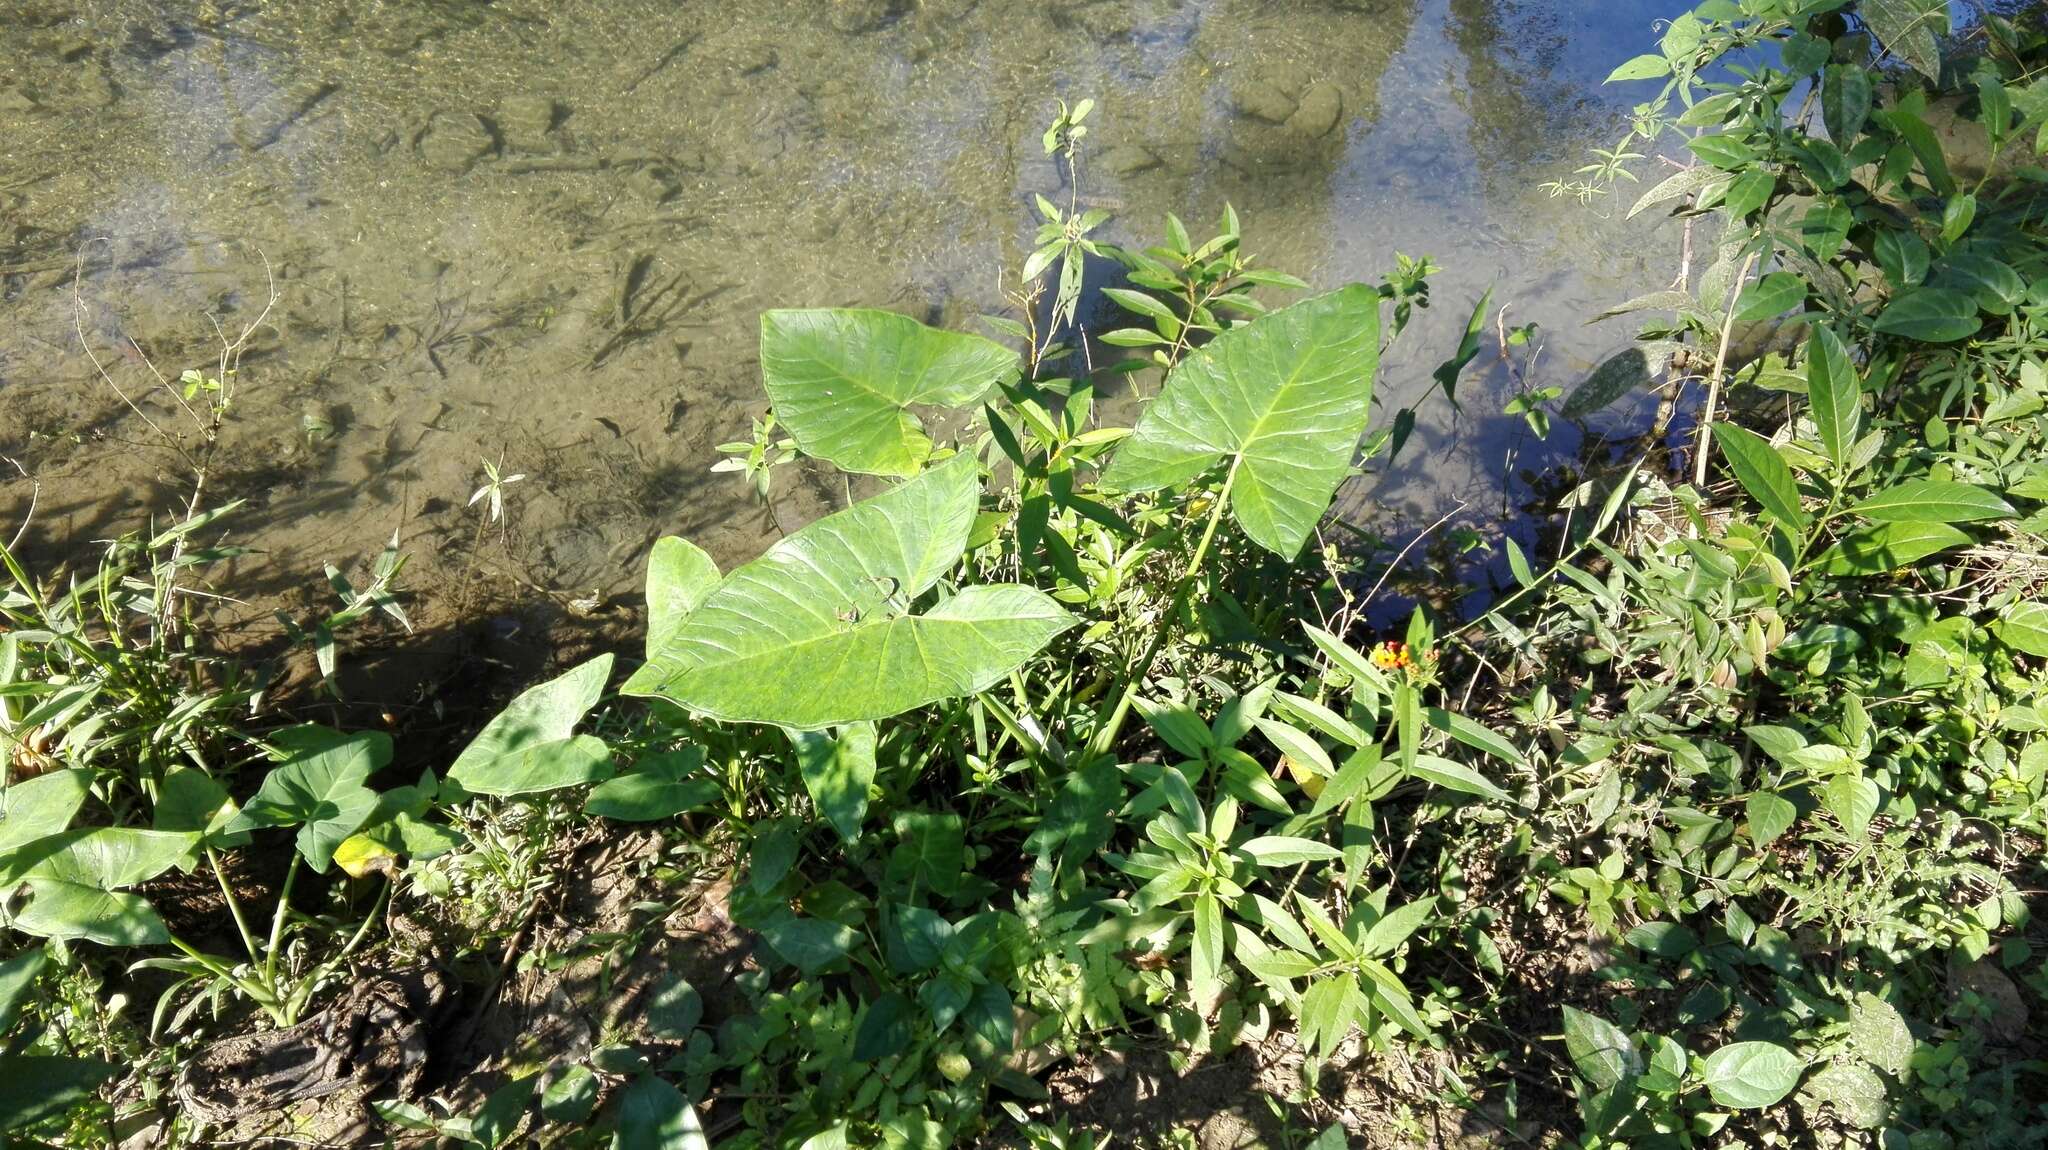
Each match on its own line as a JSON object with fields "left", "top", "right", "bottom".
{"left": 264, "top": 853, "right": 301, "bottom": 990}
{"left": 208, "top": 846, "right": 263, "bottom": 966}
{"left": 1693, "top": 252, "right": 1760, "bottom": 491}
{"left": 1084, "top": 459, "right": 1240, "bottom": 762}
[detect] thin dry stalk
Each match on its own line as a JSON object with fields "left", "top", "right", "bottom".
{"left": 1692, "top": 251, "right": 1761, "bottom": 491}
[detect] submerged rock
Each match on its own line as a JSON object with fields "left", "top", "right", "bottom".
{"left": 1098, "top": 143, "right": 1161, "bottom": 177}
{"left": 827, "top": 0, "right": 895, "bottom": 34}
{"left": 495, "top": 95, "right": 561, "bottom": 152}
{"left": 416, "top": 111, "right": 497, "bottom": 171}
{"left": 1286, "top": 80, "right": 1343, "bottom": 138}
{"left": 0, "top": 84, "right": 40, "bottom": 114}
{"left": 625, "top": 163, "right": 680, "bottom": 204}
{"left": 1229, "top": 77, "right": 1295, "bottom": 124}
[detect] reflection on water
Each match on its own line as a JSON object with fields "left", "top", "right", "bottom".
{"left": 0, "top": 0, "right": 1685, "bottom": 633}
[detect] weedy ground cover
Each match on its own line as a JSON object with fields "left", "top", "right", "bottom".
{"left": 3, "top": 3, "right": 2046, "bottom": 1148}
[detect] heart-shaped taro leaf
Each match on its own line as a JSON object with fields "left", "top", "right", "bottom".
{"left": 624, "top": 453, "right": 1074, "bottom": 728}
{"left": 229, "top": 731, "right": 388, "bottom": 871}
{"left": 0, "top": 828, "right": 198, "bottom": 946}
{"left": 761, "top": 309, "right": 1018, "bottom": 477}
{"left": 447, "top": 655, "right": 616, "bottom": 797}
{"left": 1102, "top": 285, "right": 1381, "bottom": 559}
{"left": 584, "top": 748, "right": 721, "bottom": 822}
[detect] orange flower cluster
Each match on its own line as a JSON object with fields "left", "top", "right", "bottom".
{"left": 1370, "top": 640, "right": 1413, "bottom": 671}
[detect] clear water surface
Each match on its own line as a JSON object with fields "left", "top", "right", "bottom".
{"left": 0, "top": 0, "right": 1692, "bottom": 634}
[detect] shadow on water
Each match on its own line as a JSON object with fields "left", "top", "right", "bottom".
{"left": 1, "top": 0, "right": 1695, "bottom": 688}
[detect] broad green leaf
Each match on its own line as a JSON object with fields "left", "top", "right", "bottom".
{"left": 1722, "top": 170, "right": 1777, "bottom": 222}
{"left": 961, "top": 981, "right": 1016, "bottom": 1056}
{"left": 1, "top": 827, "right": 200, "bottom": 890}
{"left": 1847, "top": 481, "right": 2014, "bottom": 523}
{"left": 1711, "top": 424, "right": 1807, "bottom": 530}
{"left": 226, "top": 734, "right": 382, "bottom": 871}
{"left": 1861, "top": 0, "right": 1946, "bottom": 81}
{"left": 1823, "top": 64, "right": 1872, "bottom": 144}
{"left": 789, "top": 722, "right": 878, "bottom": 842}
{"left": 1134, "top": 696, "right": 1214, "bottom": 758}
{"left": 1996, "top": 602, "right": 2048, "bottom": 657}
{"left": 541, "top": 1065, "right": 599, "bottom": 1123}
{"left": 1103, "top": 285, "right": 1381, "bottom": 558}
{"left": 1848, "top": 993, "right": 1914, "bottom": 1076}
{"left": 1688, "top": 132, "right": 1758, "bottom": 170}
{"left": 1408, "top": 755, "right": 1513, "bottom": 804}
{"left": 1701, "top": 1041, "right": 1805, "bottom": 1109}
{"left": 0, "top": 769, "right": 90, "bottom": 854}
{"left": 448, "top": 656, "right": 615, "bottom": 796}
{"left": 467, "top": 1075, "right": 538, "bottom": 1149}
{"left": 1803, "top": 1061, "right": 1888, "bottom": 1129}
{"left": 1238, "top": 836, "right": 1344, "bottom": 866}
{"left": 1746, "top": 791, "right": 1798, "bottom": 847}
{"left": 611, "top": 1074, "right": 708, "bottom": 1150}
{"left": 1873, "top": 288, "right": 1980, "bottom": 343}
{"left": 759, "top": 917, "right": 857, "bottom": 975}
{"left": 884, "top": 904, "right": 953, "bottom": 973}
{"left": 0, "top": 1055, "right": 115, "bottom": 1133}
{"left": 1823, "top": 773, "right": 1881, "bottom": 837}
{"left": 1433, "top": 287, "right": 1493, "bottom": 410}
{"left": 1358, "top": 958, "right": 1431, "bottom": 1039}
{"left": 1626, "top": 921, "right": 1699, "bottom": 958}
{"left": 760, "top": 309, "right": 1017, "bottom": 477}
{"left": 1562, "top": 1005, "right": 1640, "bottom": 1090}
{"left": 1269, "top": 692, "right": 1368, "bottom": 749}
{"left": 1305, "top": 1125, "right": 1349, "bottom": 1150}
{"left": 644, "top": 975, "right": 704, "bottom": 1040}
{"left": 647, "top": 537, "right": 720, "bottom": 657}
{"left": 799, "top": 1125, "right": 851, "bottom": 1150}
{"left": 887, "top": 811, "right": 965, "bottom": 898}
{"left": 1805, "top": 327, "right": 1859, "bottom": 469}
{"left": 9, "top": 881, "right": 170, "bottom": 946}
{"left": 1814, "top": 522, "right": 1971, "bottom": 575}
{"left": 626, "top": 454, "right": 1074, "bottom": 727}
{"left": 584, "top": 749, "right": 720, "bottom": 822}
{"left": 1939, "top": 252, "right": 2025, "bottom": 312}
{"left": 0, "top": 827, "right": 196, "bottom": 946}
{"left": 154, "top": 766, "right": 248, "bottom": 849}
{"left": 853, "top": 992, "right": 915, "bottom": 1061}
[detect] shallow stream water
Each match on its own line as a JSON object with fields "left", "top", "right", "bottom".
{"left": 0, "top": 0, "right": 1688, "bottom": 640}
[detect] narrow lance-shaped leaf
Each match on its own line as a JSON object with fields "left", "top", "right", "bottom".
{"left": 760, "top": 309, "right": 1018, "bottom": 477}
{"left": 625, "top": 453, "right": 1075, "bottom": 728}
{"left": 1710, "top": 424, "right": 1808, "bottom": 530}
{"left": 1847, "top": 480, "right": 2013, "bottom": 523}
{"left": 1103, "top": 285, "right": 1381, "bottom": 558}
{"left": 1805, "top": 326, "right": 1860, "bottom": 469}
